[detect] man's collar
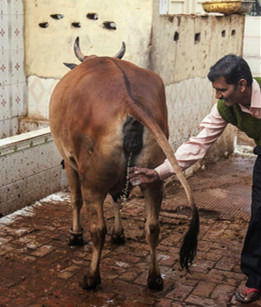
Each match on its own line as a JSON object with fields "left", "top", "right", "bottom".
{"left": 250, "top": 79, "right": 261, "bottom": 109}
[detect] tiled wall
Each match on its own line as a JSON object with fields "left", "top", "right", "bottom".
{"left": 0, "top": 128, "right": 67, "bottom": 216}
{"left": 0, "top": 0, "right": 26, "bottom": 138}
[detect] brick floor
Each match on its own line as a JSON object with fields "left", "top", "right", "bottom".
{"left": 0, "top": 155, "right": 261, "bottom": 306}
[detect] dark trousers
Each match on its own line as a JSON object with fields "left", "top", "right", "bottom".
{"left": 241, "top": 146, "right": 261, "bottom": 289}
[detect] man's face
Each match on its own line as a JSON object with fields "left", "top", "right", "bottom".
{"left": 212, "top": 76, "right": 242, "bottom": 107}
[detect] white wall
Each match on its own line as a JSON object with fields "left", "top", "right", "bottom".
{"left": 243, "top": 16, "right": 261, "bottom": 77}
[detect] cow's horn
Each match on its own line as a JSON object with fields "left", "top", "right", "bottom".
{"left": 74, "top": 37, "right": 85, "bottom": 62}
{"left": 115, "top": 41, "right": 126, "bottom": 59}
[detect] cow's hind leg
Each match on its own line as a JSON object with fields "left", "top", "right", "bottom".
{"left": 80, "top": 188, "right": 106, "bottom": 290}
{"left": 111, "top": 199, "right": 125, "bottom": 244}
{"left": 143, "top": 181, "right": 164, "bottom": 291}
{"left": 65, "top": 161, "right": 84, "bottom": 246}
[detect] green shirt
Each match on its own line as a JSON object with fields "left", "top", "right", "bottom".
{"left": 217, "top": 78, "right": 261, "bottom": 146}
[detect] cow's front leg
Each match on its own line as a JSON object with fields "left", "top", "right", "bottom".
{"left": 65, "top": 162, "right": 84, "bottom": 246}
{"left": 81, "top": 190, "right": 106, "bottom": 290}
{"left": 143, "top": 182, "right": 164, "bottom": 291}
{"left": 111, "top": 200, "right": 125, "bottom": 244}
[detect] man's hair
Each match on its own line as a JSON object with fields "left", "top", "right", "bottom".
{"left": 207, "top": 54, "right": 253, "bottom": 87}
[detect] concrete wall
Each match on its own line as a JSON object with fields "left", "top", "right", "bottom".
{"left": 24, "top": 0, "right": 153, "bottom": 121}
{"left": 151, "top": 7, "right": 245, "bottom": 164}
{"left": 0, "top": 0, "right": 26, "bottom": 138}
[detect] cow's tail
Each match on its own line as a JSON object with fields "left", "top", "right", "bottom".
{"left": 128, "top": 101, "right": 199, "bottom": 271}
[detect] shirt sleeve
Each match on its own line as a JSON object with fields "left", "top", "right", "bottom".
{"left": 155, "top": 103, "right": 227, "bottom": 180}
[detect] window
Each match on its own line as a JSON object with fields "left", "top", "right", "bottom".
{"left": 159, "top": 0, "right": 204, "bottom": 15}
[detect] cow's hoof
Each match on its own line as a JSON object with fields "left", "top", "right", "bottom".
{"left": 80, "top": 274, "right": 101, "bottom": 290}
{"left": 111, "top": 230, "right": 125, "bottom": 245}
{"left": 68, "top": 230, "right": 84, "bottom": 246}
{"left": 147, "top": 274, "right": 164, "bottom": 291}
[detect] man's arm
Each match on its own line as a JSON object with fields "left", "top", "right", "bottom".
{"left": 129, "top": 103, "right": 227, "bottom": 185}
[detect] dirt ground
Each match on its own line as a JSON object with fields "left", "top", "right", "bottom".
{"left": 0, "top": 154, "right": 261, "bottom": 306}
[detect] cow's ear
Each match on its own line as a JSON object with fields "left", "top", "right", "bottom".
{"left": 63, "top": 63, "right": 77, "bottom": 70}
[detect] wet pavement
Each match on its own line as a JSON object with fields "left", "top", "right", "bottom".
{"left": 1, "top": 154, "right": 261, "bottom": 306}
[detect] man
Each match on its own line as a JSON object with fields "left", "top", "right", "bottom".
{"left": 129, "top": 54, "right": 261, "bottom": 304}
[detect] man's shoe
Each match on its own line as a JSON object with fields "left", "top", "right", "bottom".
{"left": 235, "top": 287, "right": 260, "bottom": 304}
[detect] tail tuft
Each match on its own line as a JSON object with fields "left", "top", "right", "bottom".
{"left": 179, "top": 206, "right": 199, "bottom": 271}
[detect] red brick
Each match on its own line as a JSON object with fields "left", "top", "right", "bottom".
{"left": 192, "top": 281, "right": 216, "bottom": 297}
{"left": 185, "top": 294, "right": 217, "bottom": 306}
{"left": 166, "top": 283, "right": 193, "bottom": 300}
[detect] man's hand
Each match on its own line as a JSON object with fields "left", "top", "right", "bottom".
{"left": 128, "top": 167, "right": 161, "bottom": 186}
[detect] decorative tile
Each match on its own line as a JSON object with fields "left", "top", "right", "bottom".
{"left": 9, "top": 117, "right": 19, "bottom": 136}
{"left": 0, "top": 1, "right": 8, "bottom": 15}
{"left": 0, "top": 119, "right": 9, "bottom": 138}
{"left": 11, "top": 82, "right": 26, "bottom": 117}
{"left": 0, "top": 47, "right": 10, "bottom": 87}
{"left": 9, "top": 0, "right": 23, "bottom": 20}
{"left": 9, "top": 9, "right": 24, "bottom": 49}
{"left": 0, "top": 12, "right": 8, "bottom": 47}
{"left": 28, "top": 76, "right": 59, "bottom": 120}
{"left": 0, "top": 117, "right": 19, "bottom": 138}
{"left": 10, "top": 47, "right": 25, "bottom": 85}
{"left": 0, "top": 83, "right": 10, "bottom": 120}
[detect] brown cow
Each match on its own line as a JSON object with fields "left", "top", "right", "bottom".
{"left": 49, "top": 37, "right": 199, "bottom": 290}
